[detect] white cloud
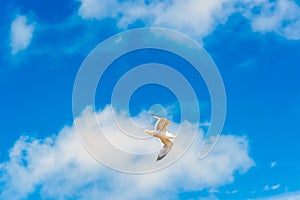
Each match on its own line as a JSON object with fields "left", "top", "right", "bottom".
{"left": 151, "top": 0, "right": 236, "bottom": 38}
{"left": 78, "top": 0, "right": 119, "bottom": 19}
{"left": 0, "top": 106, "right": 254, "bottom": 199}
{"left": 271, "top": 184, "right": 281, "bottom": 190}
{"left": 226, "top": 189, "right": 238, "bottom": 194}
{"left": 263, "top": 184, "right": 280, "bottom": 191}
{"left": 77, "top": 0, "right": 237, "bottom": 39}
{"left": 10, "top": 15, "right": 35, "bottom": 55}
{"left": 77, "top": 0, "right": 300, "bottom": 40}
{"left": 259, "top": 190, "right": 300, "bottom": 200}
{"left": 242, "top": 0, "right": 300, "bottom": 40}
{"left": 263, "top": 185, "right": 270, "bottom": 191}
{"left": 270, "top": 161, "right": 276, "bottom": 168}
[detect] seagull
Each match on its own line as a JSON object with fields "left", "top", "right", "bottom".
{"left": 145, "top": 114, "right": 176, "bottom": 161}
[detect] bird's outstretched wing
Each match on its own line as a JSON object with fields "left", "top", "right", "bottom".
{"left": 150, "top": 114, "right": 171, "bottom": 132}
{"left": 150, "top": 113, "right": 160, "bottom": 119}
{"left": 157, "top": 138, "right": 173, "bottom": 161}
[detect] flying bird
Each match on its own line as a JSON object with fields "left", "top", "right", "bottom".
{"left": 145, "top": 114, "right": 176, "bottom": 161}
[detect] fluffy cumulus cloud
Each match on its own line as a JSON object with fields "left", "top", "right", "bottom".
{"left": 0, "top": 106, "right": 254, "bottom": 199}
{"left": 77, "top": 0, "right": 300, "bottom": 40}
{"left": 243, "top": 0, "right": 300, "bottom": 40}
{"left": 77, "top": 0, "right": 238, "bottom": 38}
{"left": 10, "top": 15, "right": 35, "bottom": 55}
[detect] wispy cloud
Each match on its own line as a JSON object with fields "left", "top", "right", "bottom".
{"left": 226, "top": 189, "right": 238, "bottom": 194}
{"left": 10, "top": 15, "right": 35, "bottom": 55}
{"left": 271, "top": 184, "right": 281, "bottom": 190}
{"left": 0, "top": 106, "right": 254, "bottom": 199}
{"left": 258, "top": 190, "right": 300, "bottom": 200}
{"left": 263, "top": 184, "right": 280, "bottom": 191}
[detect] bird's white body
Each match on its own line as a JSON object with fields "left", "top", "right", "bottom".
{"left": 145, "top": 114, "right": 176, "bottom": 161}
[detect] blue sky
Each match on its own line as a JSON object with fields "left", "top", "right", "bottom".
{"left": 0, "top": 0, "right": 300, "bottom": 199}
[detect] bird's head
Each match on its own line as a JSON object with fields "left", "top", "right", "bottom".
{"left": 165, "top": 119, "right": 171, "bottom": 125}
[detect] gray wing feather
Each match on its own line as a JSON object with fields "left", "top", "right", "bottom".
{"left": 156, "top": 139, "right": 173, "bottom": 161}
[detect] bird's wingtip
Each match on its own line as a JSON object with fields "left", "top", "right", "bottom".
{"left": 156, "top": 154, "right": 166, "bottom": 161}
